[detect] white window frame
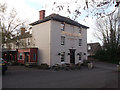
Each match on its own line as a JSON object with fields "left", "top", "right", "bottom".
{"left": 61, "top": 52, "right": 65, "bottom": 62}
{"left": 61, "top": 36, "right": 65, "bottom": 45}
{"left": 88, "top": 45, "right": 91, "bottom": 50}
{"left": 79, "top": 39, "right": 82, "bottom": 46}
{"left": 61, "top": 22, "right": 65, "bottom": 31}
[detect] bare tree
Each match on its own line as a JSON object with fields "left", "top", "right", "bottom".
{"left": 0, "top": 3, "right": 28, "bottom": 49}
{"left": 94, "top": 11, "right": 119, "bottom": 52}
{"left": 50, "top": 0, "right": 117, "bottom": 21}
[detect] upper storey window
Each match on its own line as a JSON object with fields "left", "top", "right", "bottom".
{"left": 61, "top": 36, "right": 65, "bottom": 45}
{"left": 79, "top": 39, "right": 82, "bottom": 46}
{"left": 79, "top": 27, "right": 82, "bottom": 33}
{"left": 61, "top": 22, "right": 65, "bottom": 31}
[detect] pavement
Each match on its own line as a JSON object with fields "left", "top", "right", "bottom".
{"left": 2, "top": 61, "right": 119, "bottom": 88}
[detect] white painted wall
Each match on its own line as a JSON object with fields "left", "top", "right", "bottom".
{"left": 50, "top": 20, "right": 87, "bottom": 66}
{"left": 32, "top": 20, "right": 87, "bottom": 66}
{"left": 81, "top": 28, "right": 88, "bottom": 61}
{"left": 32, "top": 21, "right": 51, "bottom": 65}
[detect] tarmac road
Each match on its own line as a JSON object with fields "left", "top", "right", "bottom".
{"left": 2, "top": 61, "right": 119, "bottom": 88}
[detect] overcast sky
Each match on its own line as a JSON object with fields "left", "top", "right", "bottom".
{"left": 0, "top": 0, "right": 102, "bottom": 44}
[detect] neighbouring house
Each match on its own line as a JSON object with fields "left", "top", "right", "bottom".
{"left": 2, "top": 48, "right": 38, "bottom": 65}
{"left": 2, "top": 27, "right": 35, "bottom": 49}
{"left": 2, "top": 27, "right": 37, "bottom": 65}
{"left": 87, "top": 42, "right": 102, "bottom": 57}
{"left": 17, "top": 48, "right": 38, "bottom": 65}
{"left": 30, "top": 10, "right": 89, "bottom": 66}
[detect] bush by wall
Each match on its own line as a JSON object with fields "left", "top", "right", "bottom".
{"left": 93, "top": 49, "right": 120, "bottom": 64}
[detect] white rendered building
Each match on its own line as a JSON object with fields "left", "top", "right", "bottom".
{"left": 30, "top": 10, "right": 89, "bottom": 66}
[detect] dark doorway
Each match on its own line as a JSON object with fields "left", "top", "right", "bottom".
{"left": 24, "top": 52, "right": 29, "bottom": 63}
{"left": 2, "top": 50, "right": 17, "bottom": 62}
{"left": 69, "top": 49, "right": 76, "bottom": 64}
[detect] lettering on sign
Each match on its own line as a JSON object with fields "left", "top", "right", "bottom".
{"left": 67, "top": 38, "right": 77, "bottom": 40}
{"left": 61, "top": 31, "right": 81, "bottom": 37}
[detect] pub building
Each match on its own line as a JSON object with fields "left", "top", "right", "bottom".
{"left": 30, "top": 10, "right": 89, "bottom": 66}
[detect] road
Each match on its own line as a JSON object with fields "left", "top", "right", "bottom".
{"left": 2, "top": 61, "right": 119, "bottom": 88}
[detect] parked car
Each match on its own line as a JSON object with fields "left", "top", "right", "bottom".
{"left": 0, "top": 58, "right": 8, "bottom": 75}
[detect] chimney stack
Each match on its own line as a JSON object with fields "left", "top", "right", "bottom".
{"left": 20, "top": 27, "right": 26, "bottom": 35}
{"left": 39, "top": 10, "right": 45, "bottom": 20}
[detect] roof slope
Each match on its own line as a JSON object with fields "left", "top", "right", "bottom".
{"left": 30, "top": 14, "right": 89, "bottom": 29}
{"left": 87, "top": 43, "right": 102, "bottom": 55}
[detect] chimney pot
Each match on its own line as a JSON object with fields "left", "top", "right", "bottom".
{"left": 39, "top": 10, "right": 45, "bottom": 20}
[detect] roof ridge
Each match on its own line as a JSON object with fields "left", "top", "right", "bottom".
{"left": 30, "top": 14, "right": 89, "bottom": 29}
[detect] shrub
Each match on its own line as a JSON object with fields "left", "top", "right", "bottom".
{"left": 38, "top": 63, "right": 49, "bottom": 70}
{"left": 94, "top": 49, "right": 120, "bottom": 64}
{"left": 75, "top": 63, "right": 81, "bottom": 70}
{"left": 88, "top": 63, "right": 93, "bottom": 69}
{"left": 11, "top": 61, "right": 19, "bottom": 66}
{"left": 83, "top": 60, "right": 90, "bottom": 66}
{"left": 61, "top": 63, "right": 70, "bottom": 70}
{"left": 52, "top": 64, "right": 61, "bottom": 71}
{"left": 64, "top": 66, "right": 70, "bottom": 70}
{"left": 69, "top": 64, "right": 76, "bottom": 70}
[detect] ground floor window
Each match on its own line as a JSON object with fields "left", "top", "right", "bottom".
{"left": 19, "top": 53, "right": 23, "bottom": 60}
{"left": 61, "top": 52, "right": 65, "bottom": 62}
{"left": 79, "top": 39, "right": 82, "bottom": 46}
{"left": 79, "top": 52, "right": 82, "bottom": 60}
{"left": 33, "top": 53, "right": 36, "bottom": 61}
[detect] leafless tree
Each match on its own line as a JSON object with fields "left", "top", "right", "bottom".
{"left": 51, "top": 0, "right": 117, "bottom": 21}
{"left": 94, "top": 11, "right": 119, "bottom": 52}
{"left": 0, "top": 3, "right": 28, "bottom": 49}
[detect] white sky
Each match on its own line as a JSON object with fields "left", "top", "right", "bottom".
{"left": 0, "top": 0, "right": 102, "bottom": 44}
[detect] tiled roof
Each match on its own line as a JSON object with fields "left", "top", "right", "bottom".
{"left": 87, "top": 43, "right": 102, "bottom": 55}
{"left": 30, "top": 14, "right": 89, "bottom": 29}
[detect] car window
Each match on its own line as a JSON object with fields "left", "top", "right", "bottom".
{"left": 0, "top": 58, "right": 3, "bottom": 63}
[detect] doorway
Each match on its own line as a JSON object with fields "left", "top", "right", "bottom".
{"left": 69, "top": 49, "right": 76, "bottom": 64}
{"left": 24, "top": 52, "right": 29, "bottom": 63}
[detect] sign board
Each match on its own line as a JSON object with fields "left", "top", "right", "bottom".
{"left": 61, "top": 31, "right": 81, "bottom": 38}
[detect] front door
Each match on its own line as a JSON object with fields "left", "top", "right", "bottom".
{"left": 24, "top": 52, "right": 29, "bottom": 63}
{"left": 69, "top": 49, "right": 76, "bottom": 64}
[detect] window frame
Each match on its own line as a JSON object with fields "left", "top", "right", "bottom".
{"left": 61, "top": 52, "right": 65, "bottom": 62}
{"left": 19, "top": 53, "right": 23, "bottom": 60}
{"left": 61, "top": 36, "right": 65, "bottom": 45}
{"left": 79, "top": 52, "right": 82, "bottom": 60}
{"left": 79, "top": 39, "right": 82, "bottom": 46}
{"left": 61, "top": 22, "right": 65, "bottom": 31}
{"left": 88, "top": 45, "right": 91, "bottom": 51}
{"left": 33, "top": 53, "right": 36, "bottom": 61}
{"left": 27, "top": 38, "right": 30, "bottom": 45}
{"left": 79, "top": 27, "right": 82, "bottom": 33}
